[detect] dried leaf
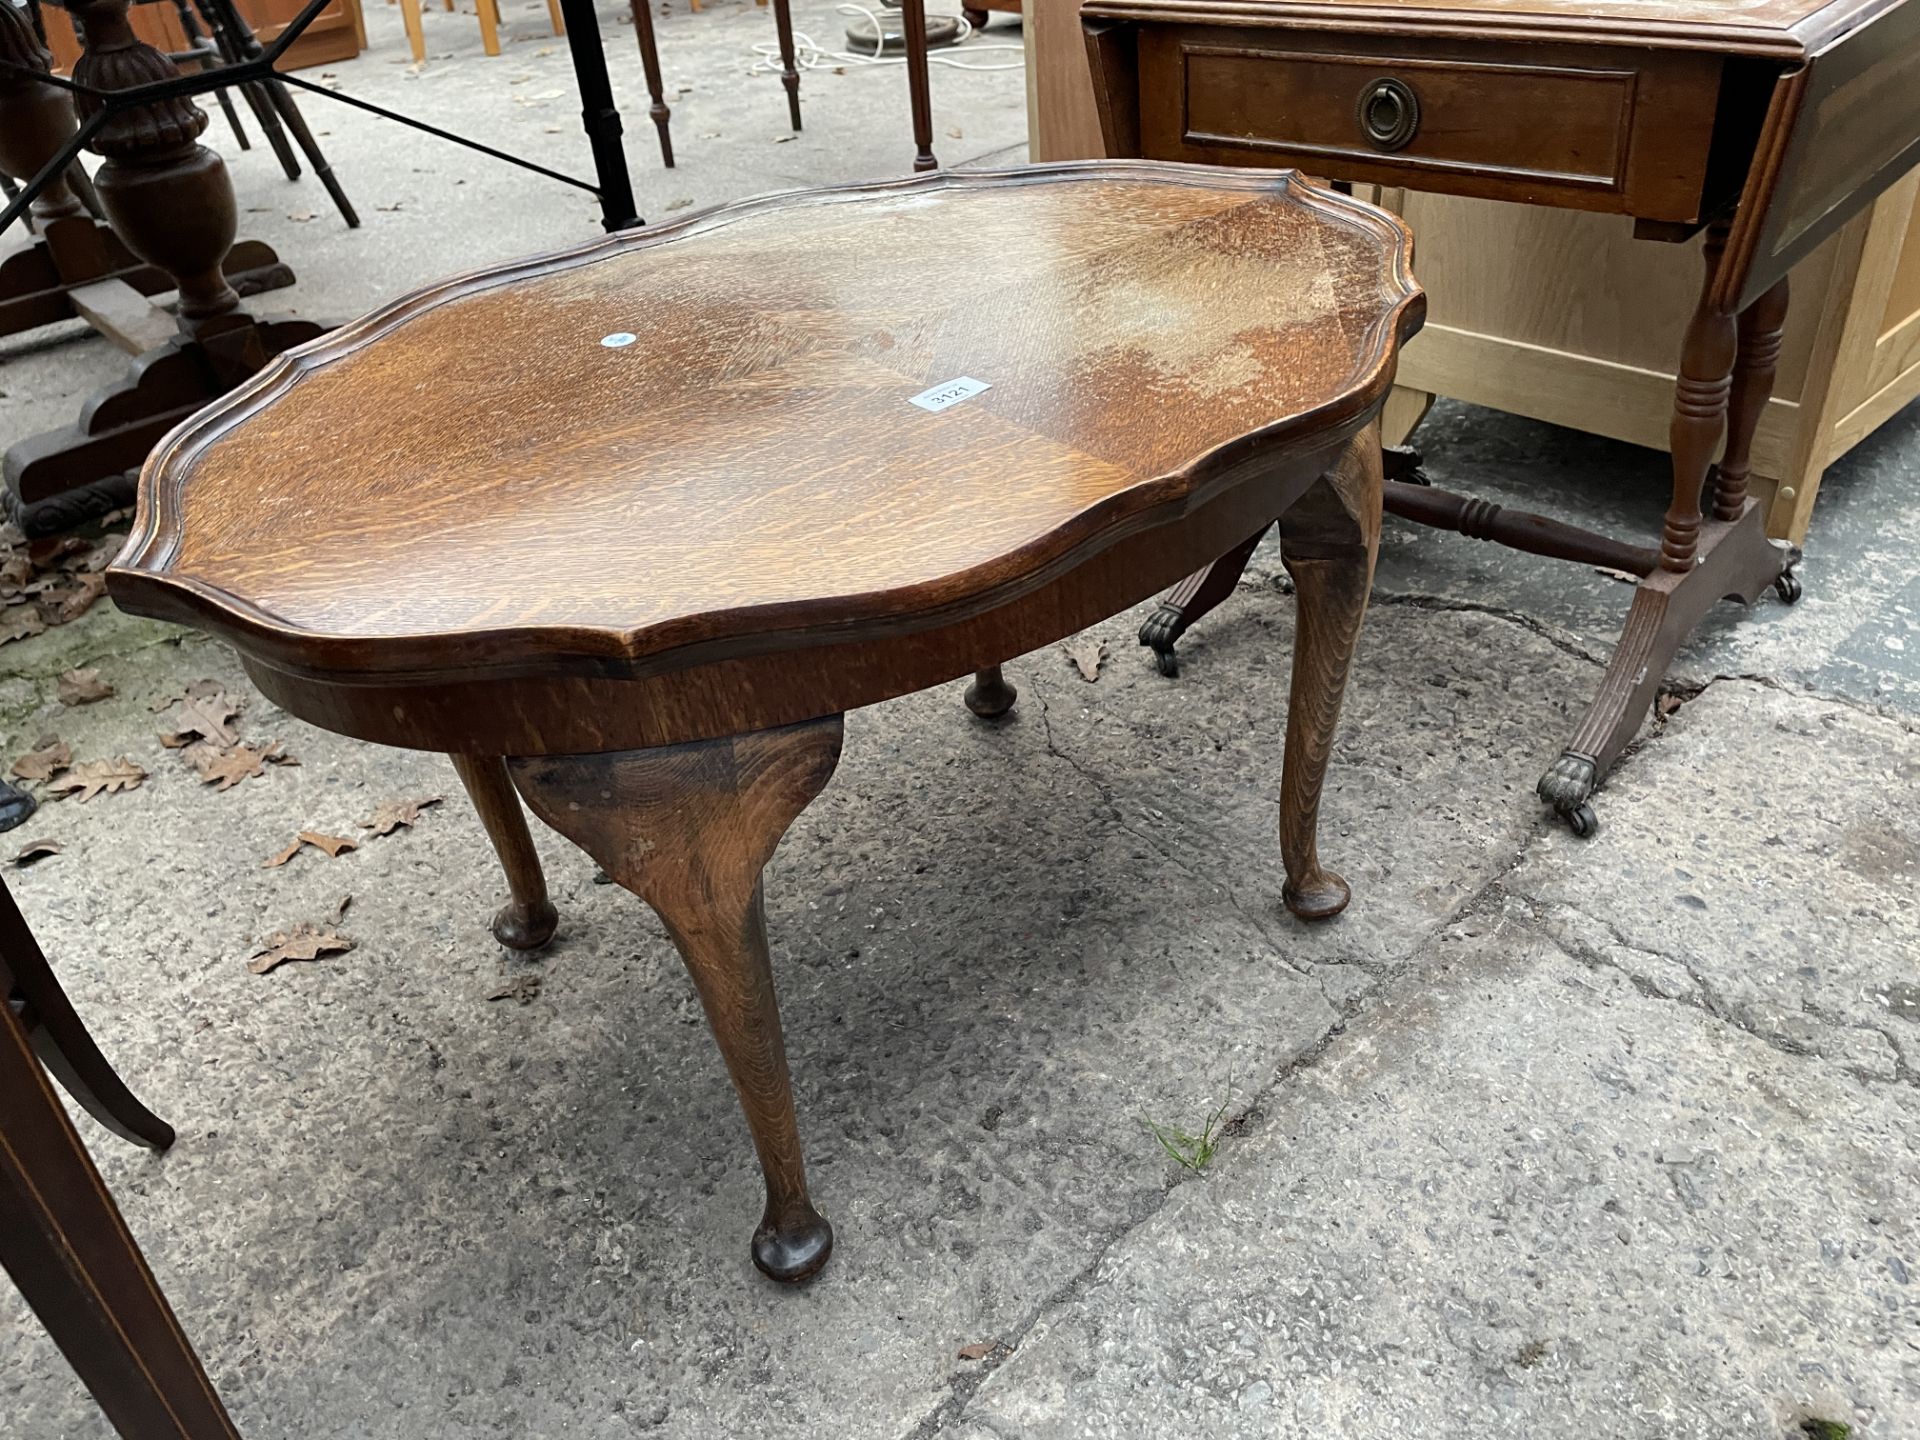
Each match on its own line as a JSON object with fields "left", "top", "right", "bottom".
{"left": 45, "top": 572, "right": 106, "bottom": 624}
{"left": 360, "top": 794, "right": 444, "bottom": 837}
{"left": 330, "top": 893, "right": 352, "bottom": 925}
{"left": 12, "top": 738, "right": 72, "bottom": 783}
{"left": 300, "top": 830, "right": 358, "bottom": 858}
{"left": 1594, "top": 567, "right": 1640, "bottom": 586}
{"left": 0, "top": 552, "right": 32, "bottom": 592}
{"left": 956, "top": 1341, "right": 997, "bottom": 1361}
{"left": 1062, "top": 637, "right": 1105, "bottom": 682}
{"left": 159, "top": 689, "right": 241, "bottom": 748}
{"left": 57, "top": 667, "right": 114, "bottom": 706}
{"left": 48, "top": 757, "right": 146, "bottom": 802}
{"left": 665, "top": 197, "right": 693, "bottom": 211}
{"left": 11, "top": 839, "right": 62, "bottom": 866}
{"left": 487, "top": 973, "right": 542, "bottom": 1005}
{"left": 27, "top": 535, "right": 88, "bottom": 570}
{"left": 287, "top": 209, "right": 317, "bottom": 223}
{"left": 246, "top": 922, "right": 353, "bottom": 974}
{"left": 191, "top": 741, "right": 283, "bottom": 791}
{"left": 1656, "top": 693, "right": 1685, "bottom": 721}
{"left": 0, "top": 606, "right": 47, "bottom": 645}
{"left": 263, "top": 837, "right": 304, "bottom": 869}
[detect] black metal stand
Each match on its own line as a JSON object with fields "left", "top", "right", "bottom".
{"left": 1, "top": 0, "right": 641, "bottom": 240}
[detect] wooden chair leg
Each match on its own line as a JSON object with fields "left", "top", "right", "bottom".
{"left": 400, "top": 0, "right": 426, "bottom": 62}
{"left": 0, "top": 961, "right": 237, "bottom": 1438}
{"left": 450, "top": 754, "right": 558, "bottom": 952}
{"left": 2, "top": 882, "right": 172, "bottom": 1151}
{"left": 1137, "top": 523, "right": 1272, "bottom": 676}
{"left": 1276, "top": 424, "right": 1382, "bottom": 921}
{"left": 964, "top": 665, "right": 1017, "bottom": 719}
{"left": 770, "top": 0, "right": 802, "bottom": 131}
{"left": 509, "top": 717, "right": 843, "bottom": 1283}
{"left": 901, "top": 0, "right": 936, "bottom": 171}
{"left": 627, "top": 0, "right": 675, "bottom": 167}
{"left": 545, "top": 0, "right": 563, "bottom": 34}
{"left": 475, "top": 0, "right": 502, "bottom": 55}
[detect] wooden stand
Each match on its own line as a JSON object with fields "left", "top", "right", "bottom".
{"left": 1, "top": 0, "right": 323, "bottom": 534}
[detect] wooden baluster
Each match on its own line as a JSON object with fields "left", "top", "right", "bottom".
{"left": 1661, "top": 226, "right": 1737, "bottom": 572}
{"left": 66, "top": 0, "right": 246, "bottom": 346}
{"left": 1715, "top": 275, "right": 1791, "bottom": 521}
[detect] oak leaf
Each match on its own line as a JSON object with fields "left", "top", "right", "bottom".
{"left": 360, "top": 794, "right": 444, "bottom": 837}
{"left": 956, "top": 1341, "right": 999, "bottom": 1361}
{"left": 159, "top": 688, "right": 241, "bottom": 748}
{"left": 1063, "top": 637, "right": 1105, "bottom": 682}
{"left": 57, "top": 667, "right": 114, "bottom": 706}
{"left": 487, "top": 973, "right": 543, "bottom": 1005}
{"left": 263, "top": 837, "right": 303, "bottom": 869}
{"left": 0, "top": 607, "right": 47, "bottom": 645}
{"left": 246, "top": 922, "right": 353, "bottom": 975}
{"left": 191, "top": 741, "right": 284, "bottom": 791}
{"left": 11, "top": 738, "right": 72, "bottom": 783}
{"left": 27, "top": 535, "right": 88, "bottom": 570}
{"left": 265, "top": 830, "right": 359, "bottom": 867}
{"left": 45, "top": 573, "right": 106, "bottom": 625}
{"left": 48, "top": 757, "right": 146, "bottom": 802}
{"left": 11, "top": 839, "right": 62, "bottom": 866}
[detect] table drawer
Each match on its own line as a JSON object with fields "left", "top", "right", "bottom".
{"left": 1136, "top": 27, "right": 1727, "bottom": 222}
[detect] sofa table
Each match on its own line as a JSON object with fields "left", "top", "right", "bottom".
{"left": 1080, "top": 0, "right": 1920, "bottom": 832}
{"left": 107, "top": 162, "right": 1423, "bottom": 1282}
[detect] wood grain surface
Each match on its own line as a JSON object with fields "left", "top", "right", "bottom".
{"left": 110, "top": 163, "right": 1421, "bottom": 690}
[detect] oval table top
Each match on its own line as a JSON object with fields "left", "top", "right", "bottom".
{"left": 109, "top": 161, "right": 1422, "bottom": 754}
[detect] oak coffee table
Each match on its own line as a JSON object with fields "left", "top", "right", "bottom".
{"left": 108, "top": 162, "right": 1424, "bottom": 1283}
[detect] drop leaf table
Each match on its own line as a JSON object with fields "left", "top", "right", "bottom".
{"left": 107, "top": 162, "right": 1424, "bottom": 1282}
{"left": 1078, "top": 0, "right": 1920, "bottom": 834}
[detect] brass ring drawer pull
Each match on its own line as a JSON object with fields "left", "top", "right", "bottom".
{"left": 1358, "top": 77, "right": 1421, "bottom": 152}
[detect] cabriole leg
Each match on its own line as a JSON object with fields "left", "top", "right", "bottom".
{"left": 1277, "top": 424, "right": 1382, "bottom": 920}
{"left": 509, "top": 717, "right": 843, "bottom": 1282}
{"left": 451, "top": 753, "right": 558, "bottom": 951}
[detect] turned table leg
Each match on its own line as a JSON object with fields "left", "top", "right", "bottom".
{"left": 509, "top": 717, "right": 843, "bottom": 1283}
{"left": 450, "top": 754, "right": 558, "bottom": 952}
{"left": 1537, "top": 230, "right": 1795, "bottom": 833}
{"left": 626, "top": 0, "right": 675, "bottom": 166}
{"left": 1276, "top": 424, "right": 1382, "bottom": 920}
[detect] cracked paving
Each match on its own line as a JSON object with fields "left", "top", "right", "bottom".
{"left": 5, "top": 11, "right": 1920, "bottom": 1431}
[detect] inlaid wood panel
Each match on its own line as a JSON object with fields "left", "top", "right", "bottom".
{"left": 111, "top": 164, "right": 1421, "bottom": 689}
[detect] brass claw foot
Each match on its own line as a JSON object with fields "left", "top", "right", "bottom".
{"left": 1538, "top": 751, "right": 1599, "bottom": 838}
{"left": 1138, "top": 601, "right": 1188, "bottom": 677}
{"left": 1774, "top": 546, "right": 1804, "bottom": 605}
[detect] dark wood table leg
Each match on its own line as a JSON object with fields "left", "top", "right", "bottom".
{"left": 1536, "top": 229, "right": 1797, "bottom": 834}
{"left": 1136, "top": 524, "right": 1271, "bottom": 677}
{"left": 963, "top": 665, "right": 1017, "bottom": 718}
{"left": 0, "top": 901, "right": 238, "bottom": 1439}
{"left": 450, "top": 754, "right": 558, "bottom": 952}
{"left": 4, "top": 885, "right": 173, "bottom": 1151}
{"left": 770, "top": 0, "right": 802, "bottom": 133}
{"left": 1277, "top": 424, "right": 1381, "bottom": 920}
{"left": 509, "top": 717, "right": 843, "bottom": 1283}
{"left": 626, "top": 0, "right": 674, "bottom": 166}
{"left": 901, "top": 0, "right": 936, "bottom": 172}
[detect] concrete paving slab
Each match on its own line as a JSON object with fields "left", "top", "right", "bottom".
{"left": 0, "top": 589, "right": 1581, "bottom": 1437}
{"left": 960, "top": 907, "right": 1919, "bottom": 1440}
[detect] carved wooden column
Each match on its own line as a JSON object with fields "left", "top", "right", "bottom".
{"left": 2, "top": 0, "right": 322, "bottom": 533}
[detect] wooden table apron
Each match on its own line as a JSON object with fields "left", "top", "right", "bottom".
{"left": 106, "top": 162, "right": 1424, "bottom": 1282}
{"left": 1079, "top": 0, "right": 1920, "bottom": 833}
